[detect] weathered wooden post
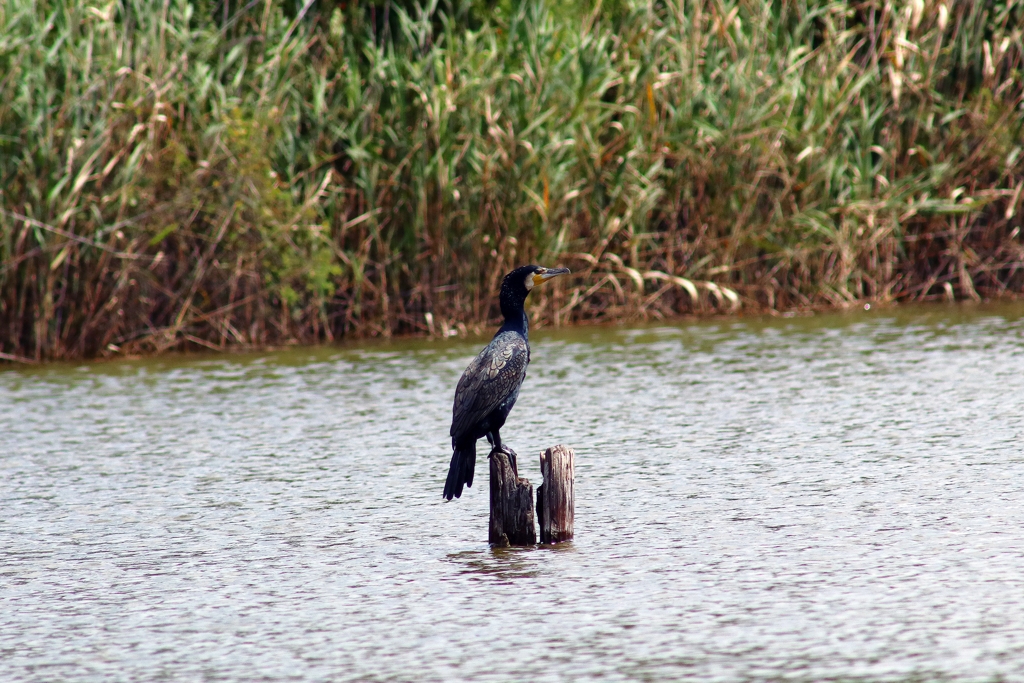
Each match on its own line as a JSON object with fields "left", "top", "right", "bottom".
{"left": 537, "top": 445, "right": 574, "bottom": 544}
{"left": 488, "top": 447, "right": 536, "bottom": 546}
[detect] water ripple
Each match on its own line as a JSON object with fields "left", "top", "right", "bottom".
{"left": 2, "top": 304, "right": 1024, "bottom": 681}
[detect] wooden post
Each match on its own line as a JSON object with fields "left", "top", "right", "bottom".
{"left": 537, "top": 445, "right": 574, "bottom": 544}
{"left": 488, "top": 446, "right": 536, "bottom": 546}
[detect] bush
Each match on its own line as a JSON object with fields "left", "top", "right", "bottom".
{"left": 1, "top": 0, "right": 1022, "bottom": 359}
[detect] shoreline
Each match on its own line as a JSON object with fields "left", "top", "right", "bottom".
{"left": 5, "top": 296, "right": 1024, "bottom": 367}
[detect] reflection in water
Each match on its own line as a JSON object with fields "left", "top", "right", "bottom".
{"left": 2, "top": 303, "right": 1024, "bottom": 681}
{"left": 446, "top": 548, "right": 543, "bottom": 581}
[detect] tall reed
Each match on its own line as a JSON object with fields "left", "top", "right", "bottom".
{"left": 1, "top": 0, "right": 1022, "bottom": 360}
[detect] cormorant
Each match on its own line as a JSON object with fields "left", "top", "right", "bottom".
{"left": 443, "top": 264, "right": 570, "bottom": 500}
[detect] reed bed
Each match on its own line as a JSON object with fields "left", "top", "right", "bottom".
{"left": 1, "top": 0, "right": 1022, "bottom": 361}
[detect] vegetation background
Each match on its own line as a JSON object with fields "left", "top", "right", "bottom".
{"left": 1, "top": 0, "right": 1022, "bottom": 361}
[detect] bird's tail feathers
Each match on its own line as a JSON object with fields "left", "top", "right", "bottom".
{"left": 443, "top": 440, "right": 477, "bottom": 500}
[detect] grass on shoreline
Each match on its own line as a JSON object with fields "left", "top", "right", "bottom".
{"left": 1, "top": 0, "right": 1023, "bottom": 361}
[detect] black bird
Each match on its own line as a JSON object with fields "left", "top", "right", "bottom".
{"left": 443, "top": 264, "right": 570, "bottom": 500}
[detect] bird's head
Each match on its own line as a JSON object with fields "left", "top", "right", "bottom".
{"left": 499, "top": 264, "right": 570, "bottom": 319}
{"left": 503, "top": 264, "right": 571, "bottom": 295}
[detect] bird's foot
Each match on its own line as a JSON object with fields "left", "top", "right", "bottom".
{"left": 488, "top": 444, "right": 519, "bottom": 477}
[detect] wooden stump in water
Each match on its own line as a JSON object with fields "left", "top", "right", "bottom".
{"left": 488, "top": 446, "right": 536, "bottom": 547}
{"left": 537, "top": 445, "right": 575, "bottom": 544}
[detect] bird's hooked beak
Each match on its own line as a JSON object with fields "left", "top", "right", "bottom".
{"left": 530, "top": 266, "right": 570, "bottom": 288}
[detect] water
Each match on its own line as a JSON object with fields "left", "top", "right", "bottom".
{"left": 3, "top": 303, "right": 1024, "bottom": 682}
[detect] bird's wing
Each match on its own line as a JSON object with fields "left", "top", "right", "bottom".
{"left": 450, "top": 333, "right": 529, "bottom": 441}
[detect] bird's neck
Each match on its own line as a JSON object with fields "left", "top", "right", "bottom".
{"left": 498, "top": 302, "right": 529, "bottom": 340}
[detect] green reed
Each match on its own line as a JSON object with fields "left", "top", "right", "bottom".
{"left": 1, "top": 0, "right": 1022, "bottom": 360}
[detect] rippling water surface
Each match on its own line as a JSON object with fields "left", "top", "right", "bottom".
{"left": 4, "top": 304, "right": 1024, "bottom": 681}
